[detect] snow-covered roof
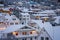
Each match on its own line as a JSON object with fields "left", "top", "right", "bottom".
{"left": 32, "top": 13, "right": 48, "bottom": 16}
{"left": 2, "top": 23, "right": 36, "bottom": 33}
{"left": 5, "top": 14, "right": 20, "bottom": 22}
{"left": 23, "top": 10, "right": 33, "bottom": 13}
{"left": 53, "top": 26, "right": 60, "bottom": 40}
{"left": 43, "top": 22, "right": 53, "bottom": 39}
{"left": 42, "top": 22, "right": 60, "bottom": 40}
{"left": 54, "top": 16, "right": 60, "bottom": 24}
{"left": 3, "top": 24, "right": 25, "bottom": 33}
{"left": 16, "top": 6, "right": 23, "bottom": 10}
{"left": 2, "top": 8, "right": 10, "bottom": 11}
{"left": 0, "top": 13, "right": 20, "bottom": 23}
{"left": 0, "top": 13, "right": 3, "bottom": 16}
{"left": 20, "top": 13, "right": 29, "bottom": 15}
{"left": 31, "top": 20, "right": 53, "bottom": 39}
{"left": 18, "top": 2, "right": 23, "bottom": 4}
{"left": 41, "top": 17, "right": 49, "bottom": 18}
{"left": 36, "top": 10, "right": 55, "bottom": 13}
{"left": 22, "top": 8, "right": 29, "bottom": 12}
{"left": 0, "top": 4, "right": 4, "bottom": 7}
{"left": 30, "top": 8, "right": 41, "bottom": 11}
{"left": 31, "top": 20, "right": 44, "bottom": 28}
{"left": 56, "top": 9, "right": 60, "bottom": 12}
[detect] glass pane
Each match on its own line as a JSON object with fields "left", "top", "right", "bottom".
{"left": 41, "top": 37, "right": 44, "bottom": 40}
{"left": 45, "top": 37, "right": 49, "bottom": 40}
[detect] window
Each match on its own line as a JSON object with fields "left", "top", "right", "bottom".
{"left": 0, "top": 27, "right": 6, "bottom": 30}
{"left": 30, "top": 31, "right": 37, "bottom": 34}
{"left": 10, "top": 23, "right": 14, "bottom": 25}
{"left": 35, "top": 37, "right": 37, "bottom": 39}
{"left": 22, "top": 38, "right": 27, "bottom": 40}
{"left": 20, "top": 15, "right": 22, "bottom": 17}
{"left": 0, "top": 1, "right": 4, "bottom": 4}
{"left": 24, "top": 15, "right": 25, "bottom": 17}
{"left": 36, "top": 16, "right": 40, "bottom": 18}
{"left": 23, "top": 18, "right": 26, "bottom": 20}
{"left": 12, "top": 32, "right": 18, "bottom": 36}
{"left": 41, "top": 37, "right": 44, "bottom": 40}
{"left": 5, "top": 19, "right": 8, "bottom": 20}
{"left": 29, "top": 23, "right": 35, "bottom": 27}
{"left": 21, "top": 26, "right": 31, "bottom": 29}
{"left": 44, "top": 18, "right": 48, "bottom": 21}
{"left": 20, "top": 18, "right": 21, "bottom": 20}
{"left": 30, "top": 38, "right": 32, "bottom": 40}
{"left": 45, "top": 37, "right": 49, "bottom": 40}
{"left": 15, "top": 23, "right": 18, "bottom": 25}
{"left": 30, "top": 31, "right": 32, "bottom": 34}
{"left": 22, "top": 32, "right": 27, "bottom": 35}
{"left": 27, "top": 18, "right": 29, "bottom": 20}
{"left": 27, "top": 15, "right": 29, "bottom": 17}
{"left": 22, "top": 22, "right": 24, "bottom": 24}
{"left": 58, "top": 0, "right": 60, "bottom": 2}
{"left": 12, "top": 18, "right": 16, "bottom": 20}
{"left": 0, "top": 22, "right": 3, "bottom": 24}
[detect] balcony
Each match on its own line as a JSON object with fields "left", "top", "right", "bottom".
{"left": 12, "top": 31, "right": 38, "bottom": 38}
{"left": 15, "top": 34, "right": 38, "bottom": 38}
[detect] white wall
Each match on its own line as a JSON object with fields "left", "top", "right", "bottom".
{"left": 38, "top": 29, "right": 52, "bottom": 40}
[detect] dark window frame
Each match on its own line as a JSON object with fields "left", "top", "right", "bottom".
{"left": 41, "top": 37, "right": 44, "bottom": 40}
{"left": 45, "top": 37, "right": 49, "bottom": 40}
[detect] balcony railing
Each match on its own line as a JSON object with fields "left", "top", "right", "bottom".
{"left": 15, "top": 34, "right": 38, "bottom": 38}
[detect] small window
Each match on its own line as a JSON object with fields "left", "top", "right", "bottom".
{"left": 19, "top": 15, "right": 22, "bottom": 17}
{"left": 27, "top": 15, "right": 29, "bottom": 17}
{"left": 35, "top": 37, "right": 37, "bottom": 39}
{"left": 5, "top": 19, "right": 8, "bottom": 20}
{"left": 45, "top": 37, "right": 49, "bottom": 40}
{"left": 10, "top": 23, "right": 14, "bottom": 25}
{"left": 15, "top": 23, "right": 18, "bottom": 25}
{"left": 12, "top": 32, "right": 18, "bottom": 36}
{"left": 20, "top": 18, "right": 21, "bottom": 20}
{"left": 58, "top": 0, "right": 60, "bottom": 2}
{"left": 15, "top": 32, "right": 18, "bottom": 36}
{"left": 27, "top": 18, "right": 29, "bottom": 20}
{"left": 30, "top": 32, "right": 32, "bottom": 34}
{"left": 12, "top": 18, "right": 16, "bottom": 20}
{"left": 22, "top": 32, "right": 27, "bottom": 35}
{"left": 22, "top": 22, "right": 24, "bottom": 24}
{"left": 22, "top": 38, "right": 27, "bottom": 40}
{"left": 23, "top": 18, "right": 26, "bottom": 20}
{"left": 0, "top": 22, "right": 3, "bottom": 24}
{"left": 24, "top": 15, "right": 25, "bottom": 17}
{"left": 41, "top": 37, "right": 44, "bottom": 40}
{"left": 30, "top": 38, "right": 32, "bottom": 40}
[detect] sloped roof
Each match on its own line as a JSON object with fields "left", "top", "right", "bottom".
{"left": 34, "top": 10, "right": 55, "bottom": 13}
{"left": 31, "top": 20, "right": 44, "bottom": 28}
{"left": 3, "top": 24, "right": 25, "bottom": 33}
{"left": 54, "top": 16, "right": 60, "bottom": 24}
{"left": 0, "top": 4, "right": 4, "bottom": 6}
{"left": 31, "top": 20, "right": 53, "bottom": 39}
{"left": 39, "top": 28, "right": 52, "bottom": 40}
{"left": 53, "top": 26, "right": 60, "bottom": 40}
{"left": 32, "top": 13, "right": 48, "bottom": 16}
{"left": 2, "top": 24, "right": 36, "bottom": 33}
{"left": 43, "top": 22, "right": 53, "bottom": 40}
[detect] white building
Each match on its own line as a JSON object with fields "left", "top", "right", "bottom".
{"left": 0, "top": 7, "right": 60, "bottom": 40}
{"left": 0, "top": 13, "right": 20, "bottom": 29}
{"left": 32, "top": 10, "right": 56, "bottom": 17}
{"left": 31, "top": 10, "right": 56, "bottom": 21}
{"left": 19, "top": 13, "right": 30, "bottom": 25}
{"left": 0, "top": 19, "right": 53, "bottom": 40}
{"left": 0, "top": 12, "right": 60, "bottom": 40}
